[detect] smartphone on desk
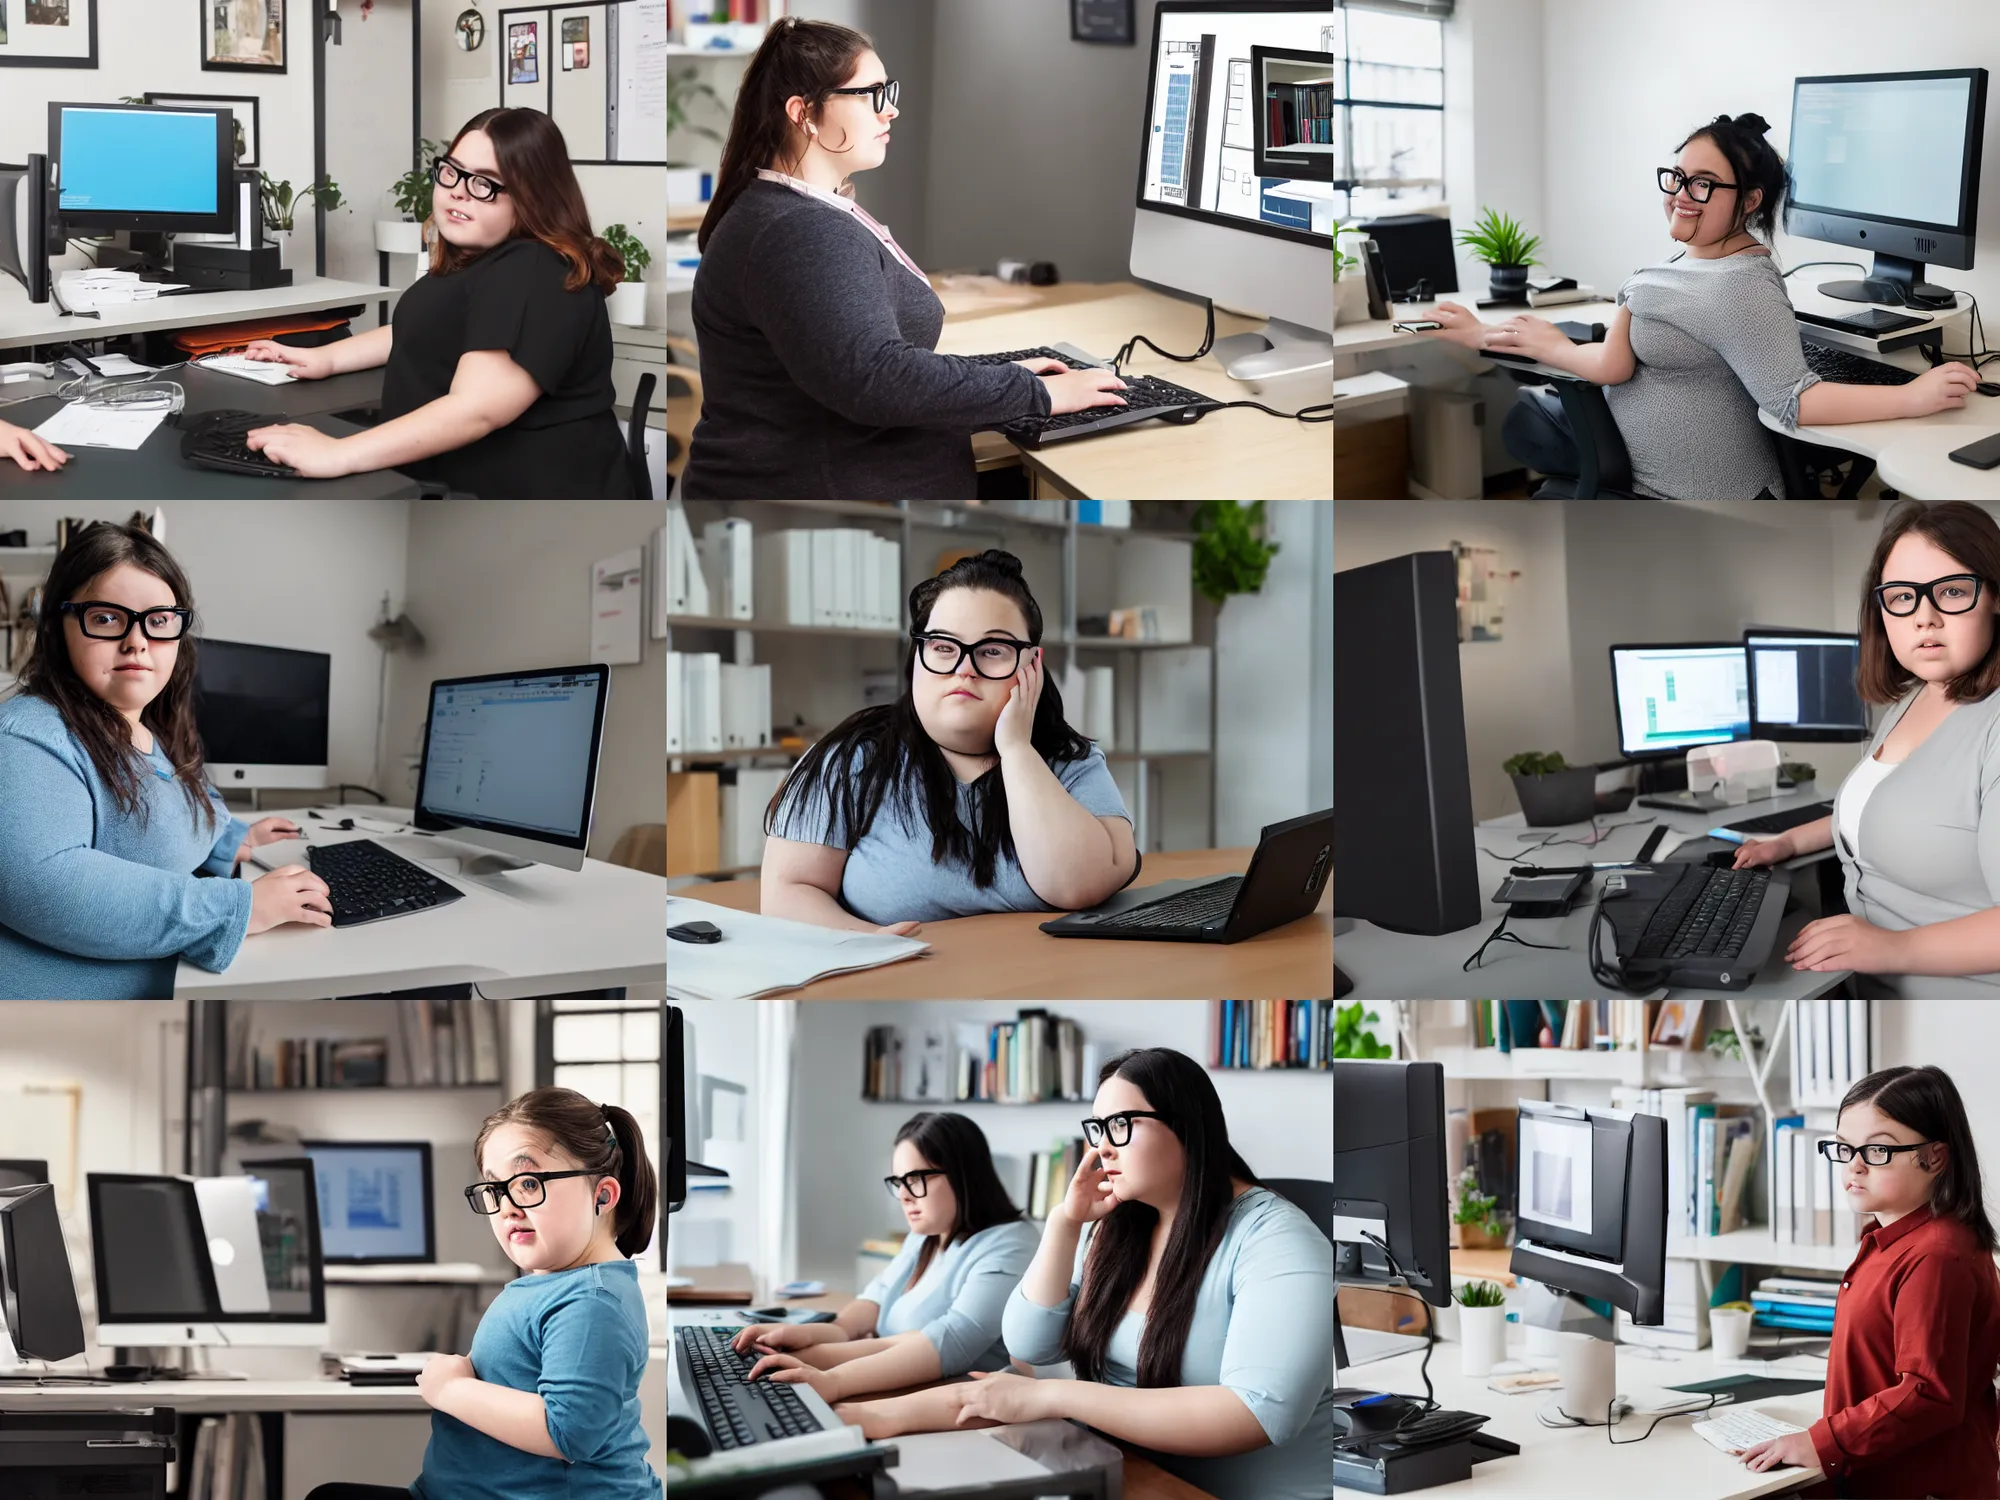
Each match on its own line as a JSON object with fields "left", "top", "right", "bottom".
{"left": 1950, "top": 432, "right": 2000, "bottom": 470}
{"left": 1392, "top": 320, "right": 1443, "bottom": 333}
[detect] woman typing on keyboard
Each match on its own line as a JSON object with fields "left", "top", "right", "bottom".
{"left": 0, "top": 523, "right": 331, "bottom": 1000}
{"left": 1739, "top": 1066, "right": 2000, "bottom": 1496}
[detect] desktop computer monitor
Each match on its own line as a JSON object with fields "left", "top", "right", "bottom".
{"left": 1785, "top": 69, "right": 1989, "bottom": 307}
{"left": 1609, "top": 642, "right": 1749, "bottom": 761}
{"left": 0, "top": 1182, "right": 85, "bottom": 1367}
{"left": 49, "top": 101, "right": 235, "bottom": 237}
{"left": 412, "top": 664, "right": 610, "bottom": 874}
{"left": 0, "top": 1160, "right": 50, "bottom": 1192}
{"left": 0, "top": 155, "right": 55, "bottom": 305}
{"left": 1334, "top": 1059, "right": 1448, "bottom": 1373}
{"left": 667, "top": 1006, "right": 687, "bottom": 1214}
{"left": 300, "top": 1141, "right": 436, "bottom": 1265}
{"left": 1129, "top": 1, "right": 1334, "bottom": 382}
{"left": 1334, "top": 551, "right": 1481, "bottom": 936}
{"left": 1745, "top": 628, "right": 1869, "bottom": 744}
{"left": 193, "top": 639, "right": 332, "bottom": 791}
{"left": 237, "top": 1158, "right": 327, "bottom": 1328}
{"left": 1507, "top": 1100, "right": 1666, "bottom": 1325}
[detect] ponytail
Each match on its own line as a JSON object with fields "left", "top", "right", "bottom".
{"left": 601, "top": 1102, "right": 660, "bottom": 1258}
{"left": 476, "top": 1087, "right": 660, "bottom": 1259}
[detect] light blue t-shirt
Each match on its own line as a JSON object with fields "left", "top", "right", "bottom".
{"left": 858, "top": 1218, "right": 1040, "bottom": 1376}
{"left": 1002, "top": 1188, "right": 1335, "bottom": 1500}
{"left": 770, "top": 739, "right": 1132, "bottom": 924}
{"left": 412, "top": 1260, "right": 661, "bottom": 1500}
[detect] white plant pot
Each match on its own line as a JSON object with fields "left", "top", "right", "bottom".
{"left": 374, "top": 219, "right": 427, "bottom": 256}
{"left": 1458, "top": 1304, "right": 1508, "bottom": 1377}
{"left": 267, "top": 228, "right": 292, "bottom": 270}
{"left": 608, "top": 280, "right": 649, "bottom": 327}
{"left": 1335, "top": 272, "right": 1373, "bottom": 324}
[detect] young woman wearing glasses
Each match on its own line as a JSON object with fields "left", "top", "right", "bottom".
{"left": 1733, "top": 502, "right": 2000, "bottom": 993}
{"left": 236, "top": 108, "right": 634, "bottom": 497}
{"left": 679, "top": 18, "right": 1131, "bottom": 499}
{"left": 1420, "top": 114, "right": 1977, "bottom": 499}
{"left": 760, "top": 549, "right": 1138, "bottom": 936}
{"left": 0, "top": 524, "right": 332, "bottom": 1000}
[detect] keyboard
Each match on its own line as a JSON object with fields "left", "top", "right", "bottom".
{"left": 1631, "top": 865, "right": 1771, "bottom": 964}
{"left": 1718, "top": 800, "right": 1834, "bottom": 837}
{"left": 1691, "top": 1407, "right": 1808, "bottom": 1457}
{"left": 678, "top": 1324, "right": 828, "bottom": 1451}
{"left": 1088, "top": 875, "right": 1243, "bottom": 933}
{"left": 961, "top": 346, "right": 1218, "bottom": 448}
{"left": 179, "top": 409, "right": 302, "bottom": 478}
{"left": 304, "top": 839, "right": 465, "bottom": 928}
{"left": 1801, "top": 340, "right": 1919, "bottom": 387}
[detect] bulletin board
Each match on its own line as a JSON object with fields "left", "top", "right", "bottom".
{"left": 498, "top": 0, "right": 665, "bottom": 166}
{"left": 0, "top": 1083, "right": 81, "bottom": 1218}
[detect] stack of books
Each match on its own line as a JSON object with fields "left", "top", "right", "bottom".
{"left": 1751, "top": 1275, "right": 1840, "bottom": 1334}
{"left": 861, "top": 1011, "right": 1094, "bottom": 1103}
{"left": 1209, "top": 1000, "right": 1332, "bottom": 1069}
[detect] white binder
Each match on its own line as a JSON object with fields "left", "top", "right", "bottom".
{"left": 685, "top": 653, "right": 723, "bottom": 752}
{"left": 755, "top": 531, "right": 814, "bottom": 626}
{"left": 665, "top": 652, "right": 684, "bottom": 754}
{"left": 702, "top": 518, "right": 754, "bottom": 620}
{"left": 719, "top": 663, "right": 772, "bottom": 749}
{"left": 809, "top": 530, "right": 839, "bottom": 628}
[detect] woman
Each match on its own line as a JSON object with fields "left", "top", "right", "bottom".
{"left": 679, "top": 17, "right": 1131, "bottom": 499}
{"left": 0, "top": 523, "right": 331, "bottom": 1000}
{"left": 240, "top": 108, "right": 633, "bottom": 498}
{"left": 1423, "top": 113, "right": 1977, "bottom": 499}
{"left": 1735, "top": 502, "right": 2000, "bottom": 995}
{"left": 0, "top": 419, "right": 67, "bottom": 473}
{"left": 730, "top": 1111, "right": 1039, "bottom": 1411}
{"left": 762, "top": 548, "right": 1138, "bottom": 934}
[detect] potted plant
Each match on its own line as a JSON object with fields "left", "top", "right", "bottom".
{"left": 1453, "top": 1167, "right": 1509, "bottom": 1250}
{"left": 260, "top": 172, "right": 345, "bottom": 271}
{"left": 1331, "top": 1001, "right": 1392, "bottom": 1060}
{"left": 667, "top": 68, "right": 727, "bottom": 213}
{"left": 1455, "top": 1279, "right": 1509, "bottom": 1376}
{"left": 1503, "top": 750, "right": 1596, "bottom": 827}
{"left": 378, "top": 138, "right": 445, "bottom": 260}
{"left": 1456, "top": 206, "right": 1543, "bottom": 303}
{"left": 602, "top": 223, "right": 652, "bottom": 327}
{"left": 1191, "top": 500, "right": 1282, "bottom": 606}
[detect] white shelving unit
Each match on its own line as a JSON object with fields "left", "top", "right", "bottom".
{"left": 1, "top": 544, "right": 62, "bottom": 696}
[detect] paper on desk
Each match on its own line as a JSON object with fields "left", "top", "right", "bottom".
{"left": 200, "top": 353, "right": 299, "bottom": 385}
{"left": 889, "top": 1432, "right": 1053, "bottom": 1492}
{"left": 664, "top": 895, "right": 929, "bottom": 1001}
{"left": 32, "top": 401, "right": 167, "bottom": 450}
{"left": 84, "top": 353, "right": 159, "bottom": 377}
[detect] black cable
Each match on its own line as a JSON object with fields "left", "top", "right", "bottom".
{"left": 1357, "top": 1231, "right": 1437, "bottom": 1422}
{"left": 1780, "top": 260, "right": 1867, "bottom": 280}
{"left": 1477, "top": 814, "right": 1656, "bottom": 860}
{"left": 1462, "top": 909, "right": 1569, "bottom": 972}
{"left": 1105, "top": 298, "right": 1335, "bottom": 423}
{"left": 1534, "top": 1388, "right": 1723, "bottom": 1444}
{"left": 333, "top": 783, "right": 388, "bottom": 804}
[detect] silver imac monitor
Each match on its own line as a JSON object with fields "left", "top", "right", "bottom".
{"left": 193, "top": 638, "right": 332, "bottom": 791}
{"left": 1129, "top": 1, "right": 1334, "bottom": 386}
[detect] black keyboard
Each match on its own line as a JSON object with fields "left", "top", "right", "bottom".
{"left": 960, "top": 347, "right": 1218, "bottom": 448}
{"left": 1091, "top": 876, "right": 1243, "bottom": 932}
{"left": 1801, "top": 341, "right": 1918, "bottom": 387}
{"left": 1380, "top": 1408, "right": 1493, "bottom": 1449}
{"left": 1719, "top": 800, "right": 1834, "bottom": 837}
{"left": 1631, "top": 866, "right": 1771, "bottom": 964}
{"left": 179, "top": 409, "right": 302, "bottom": 478}
{"left": 305, "top": 839, "right": 464, "bottom": 928}
{"left": 678, "top": 1325, "right": 825, "bottom": 1451}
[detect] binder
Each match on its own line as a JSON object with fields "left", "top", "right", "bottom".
{"left": 667, "top": 502, "right": 708, "bottom": 616}
{"left": 836, "top": 529, "right": 861, "bottom": 629}
{"left": 860, "top": 530, "right": 881, "bottom": 630}
{"left": 879, "top": 536, "right": 902, "bottom": 630}
{"left": 810, "top": 530, "right": 839, "bottom": 627}
{"left": 719, "top": 662, "right": 772, "bottom": 749}
{"left": 702, "top": 518, "right": 754, "bottom": 620}
{"left": 666, "top": 651, "right": 684, "bottom": 754}
{"left": 720, "top": 767, "right": 788, "bottom": 868}
{"left": 685, "top": 653, "right": 723, "bottom": 752}
{"left": 755, "top": 531, "right": 813, "bottom": 626}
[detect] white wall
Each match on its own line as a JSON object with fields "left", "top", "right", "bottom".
{"left": 1441, "top": 0, "right": 1545, "bottom": 302}
{"left": 663, "top": 997, "right": 761, "bottom": 1273}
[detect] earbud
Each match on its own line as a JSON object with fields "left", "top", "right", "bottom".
{"left": 807, "top": 123, "right": 818, "bottom": 136}
{"left": 595, "top": 1191, "right": 609, "bottom": 1217}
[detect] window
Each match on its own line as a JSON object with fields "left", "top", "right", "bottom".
{"left": 1335, "top": 2, "right": 1446, "bottom": 222}
{"left": 538, "top": 1000, "right": 660, "bottom": 1261}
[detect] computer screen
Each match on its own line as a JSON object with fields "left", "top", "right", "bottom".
{"left": 88, "top": 1175, "right": 223, "bottom": 1324}
{"left": 667, "top": 1006, "right": 687, "bottom": 1214}
{"left": 0, "top": 1182, "right": 85, "bottom": 1364}
{"left": 194, "top": 639, "right": 331, "bottom": 783}
{"left": 0, "top": 1160, "right": 49, "bottom": 1192}
{"left": 1509, "top": 1102, "right": 1666, "bottom": 1324}
{"left": 240, "top": 1159, "right": 326, "bottom": 1319}
{"left": 1609, "top": 643, "right": 1749, "bottom": 760}
{"left": 1745, "top": 630, "right": 1869, "bottom": 743}
{"left": 49, "top": 103, "right": 234, "bottom": 234}
{"left": 1791, "top": 73, "right": 1979, "bottom": 231}
{"left": 414, "top": 666, "right": 608, "bottom": 852}
{"left": 301, "top": 1141, "right": 435, "bottom": 1264}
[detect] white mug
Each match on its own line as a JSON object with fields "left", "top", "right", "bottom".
{"left": 1711, "top": 1306, "right": 1754, "bottom": 1360}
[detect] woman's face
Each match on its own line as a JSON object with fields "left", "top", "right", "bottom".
{"left": 1878, "top": 532, "right": 1999, "bottom": 687}
{"left": 1663, "top": 134, "right": 1759, "bottom": 249}
{"left": 63, "top": 563, "right": 180, "bottom": 723}
{"left": 912, "top": 587, "right": 1034, "bottom": 758}
{"left": 1833, "top": 1100, "right": 1942, "bottom": 1220}
{"left": 432, "top": 129, "right": 518, "bottom": 249}
{"left": 1090, "top": 1074, "right": 1184, "bottom": 1211}
{"left": 478, "top": 1124, "right": 613, "bottom": 1272}
{"left": 801, "top": 49, "right": 899, "bottom": 173}
{"left": 890, "top": 1139, "right": 957, "bottom": 1239}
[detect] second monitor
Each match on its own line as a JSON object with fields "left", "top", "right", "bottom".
{"left": 300, "top": 1140, "right": 436, "bottom": 1265}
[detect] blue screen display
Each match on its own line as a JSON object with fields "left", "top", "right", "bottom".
{"left": 59, "top": 107, "right": 220, "bottom": 216}
{"left": 306, "top": 1145, "right": 430, "bottom": 1261}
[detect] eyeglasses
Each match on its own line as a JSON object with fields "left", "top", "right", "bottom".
{"left": 913, "top": 633, "right": 1034, "bottom": 679}
{"left": 61, "top": 601, "right": 190, "bottom": 641}
{"left": 827, "top": 79, "right": 900, "bottom": 113}
{"left": 431, "top": 157, "right": 507, "bottom": 202}
{"left": 1080, "top": 1111, "right": 1171, "bottom": 1149}
{"left": 1875, "top": 574, "right": 1984, "bottom": 616}
{"left": 883, "top": 1169, "right": 946, "bottom": 1199}
{"left": 463, "top": 1168, "right": 598, "bottom": 1214}
{"left": 1817, "top": 1139, "right": 1938, "bottom": 1167}
{"left": 1657, "top": 167, "right": 1739, "bottom": 203}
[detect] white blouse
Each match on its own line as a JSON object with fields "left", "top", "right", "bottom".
{"left": 1836, "top": 753, "right": 1898, "bottom": 861}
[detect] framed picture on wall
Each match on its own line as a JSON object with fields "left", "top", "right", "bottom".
{"left": 142, "top": 91, "right": 261, "bottom": 168}
{"left": 0, "top": 0, "right": 100, "bottom": 69}
{"left": 203, "top": 0, "right": 286, "bottom": 74}
{"left": 508, "top": 20, "right": 539, "bottom": 85}
{"left": 1070, "top": 0, "right": 1135, "bottom": 46}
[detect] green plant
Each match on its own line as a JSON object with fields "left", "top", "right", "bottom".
{"left": 1704, "top": 1024, "right": 1763, "bottom": 1060}
{"left": 1332, "top": 1002, "right": 1392, "bottom": 1060}
{"left": 1455, "top": 1278, "right": 1507, "bottom": 1308}
{"left": 1336, "top": 249, "right": 1358, "bottom": 276}
{"left": 1191, "top": 501, "right": 1282, "bottom": 606}
{"left": 261, "top": 172, "right": 346, "bottom": 232}
{"left": 1453, "top": 1168, "right": 1506, "bottom": 1239}
{"left": 389, "top": 139, "right": 448, "bottom": 223}
{"left": 1456, "top": 206, "right": 1543, "bottom": 269}
{"left": 602, "top": 223, "right": 652, "bottom": 283}
{"left": 1780, "top": 760, "right": 1818, "bottom": 785}
{"left": 1502, "top": 751, "right": 1569, "bottom": 777}
{"left": 667, "top": 68, "right": 727, "bottom": 164}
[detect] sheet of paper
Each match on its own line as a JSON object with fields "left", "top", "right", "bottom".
{"left": 32, "top": 402, "right": 168, "bottom": 451}
{"left": 664, "top": 895, "right": 929, "bottom": 1002}
{"left": 200, "top": 354, "right": 299, "bottom": 385}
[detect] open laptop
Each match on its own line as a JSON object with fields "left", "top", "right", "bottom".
{"left": 1040, "top": 808, "right": 1332, "bottom": 942}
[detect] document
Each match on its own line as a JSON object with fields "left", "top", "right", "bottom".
{"left": 199, "top": 354, "right": 299, "bottom": 385}
{"left": 32, "top": 402, "right": 168, "bottom": 451}
{"left": 665, "top": 895, "right": 928, "bottom": 1002}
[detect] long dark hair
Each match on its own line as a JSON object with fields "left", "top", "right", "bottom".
{"left": 430, "top": 108, "right": 624, "bottom": 294}
{"left": 1675, "top": 112, "right": 1790, "bottom": 243}
{"left": 1061, "top": 1049, "right": 1259, "bottom": 1387}
{"left": 764, "top": 550, "right": 1092, "bottom": 889}
{"left": 1838, "top": 1065, "right": 1998, "bottom": 1252}
{"left": 475, "top": 1086, "right": 661, "bottom": 1258}
{"left": 20, "top": 522, "right": 215, "bottom": 828}
{"left": 697, "top": 15, "right": 873, "bottom": 251}
{"left": 893, "top": 1112, "right": 1023, "bottom": 1287}
{"left": 1855, "top": 501, "right": 2000, "bottom": 705}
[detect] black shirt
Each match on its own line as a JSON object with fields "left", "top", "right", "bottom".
{"left": 381, "top": 237, "right": 635, "bottom": 497}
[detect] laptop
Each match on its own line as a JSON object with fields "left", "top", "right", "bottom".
{"left": 1039, "top": 808, "right": 1331, "bottom": 942}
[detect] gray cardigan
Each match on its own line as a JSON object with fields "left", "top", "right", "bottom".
{"left": 680, "top": 179, "right": 1051, "bottom": 499}
{"left": 1835, "top": 685, "right": 2000, "bottom": 996}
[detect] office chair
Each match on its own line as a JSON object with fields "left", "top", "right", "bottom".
{"left": 626, "top": 371, "right": 658, "bottom": 500}
{"left": 665, "top": 335, "right": 702, "bottom": 501}
{"left": 1263, "top": 1177, "right": 1334, "bottom": 1246}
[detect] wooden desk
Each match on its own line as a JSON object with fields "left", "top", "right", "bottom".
{"left": 681, "top": 848, "right": 1334, "bottom": 999}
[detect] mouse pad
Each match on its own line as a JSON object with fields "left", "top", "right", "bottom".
{"left": 1667, "top": 1375, "right": 1826, "bottom": 1402}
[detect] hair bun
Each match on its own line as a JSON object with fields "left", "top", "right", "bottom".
{"left": 981, "top": 549, "right": 1025, "bottom": 577}
{"left": 1734, "top": 112, "right": 1771, "bottom": 136}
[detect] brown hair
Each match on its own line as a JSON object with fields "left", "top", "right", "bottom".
{"left": 475, "top": 1086, "right": 660, "bottom": 1258}
{"left": 20, "top": 522, "right": 216, "bottom": 828}
{"left": 429, "top": 108, "right": 624, "bottom": 295}
{"left": 892, "top": 1112, "right": 1022, "bottom": 1289}
{"left": 1856, "top": 501, "right": 2000, "bottom": 705}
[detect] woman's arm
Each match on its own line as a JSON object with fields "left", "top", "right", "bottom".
{"left": 1879, "top": 908, "right": 2000, "bottom": 976}
{"left": 1001, "top": 753, "right": 1135, "bottom": 909}
{"left": 425, "top": 1372, "right": 565, "bottom": 1459}
{"left": 1797, "top": 364, "right": 1979, "bottom": 424}
{"left": 802, "top": 1333, "right": 944, "bottom": 1399}
{"left": 1042, "top": 1381, "right": 1271, "bottom": 1456}
{"left": 316, "top": 324, "right": 395, "bottom": 375}
{"left": 1017, "top": 1211, "right": 1084, "bottom": 1312}
{"left": 834, "top": 1298, "right": 882, "bottom": 1339}
{"left": 333, "top": 349, "right": 543, "bottom": 473}
{"left": 807, "top": 1330, "right": 923, "bottom": 1366}
{"left": 759, "top": 834, "right": 884, "bottom": 932}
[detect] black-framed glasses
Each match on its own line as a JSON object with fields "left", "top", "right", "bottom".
{"left": 828, "top": 79, "right": 900, "bottom": 113}
{"left": 1080, "top": 1111, "right": 1171, "bottom": 1149}
{"left": 60, "top": 600, "right": 190, "bottom": 641}
{"left": 432, "top": 157, "right": 507, "bottom": 202}
{"left": 463, "top": 1168, "right": 597, "bottom": 1214}
{"left": 1875, "top": 574, "right": 1984, "bottom": 616}
{"left": 913, "top": 633, "right": 1035, "bottom": 679}
{"left": 1817, "top": 1139, "right": 1938, "bottom": 1167}
{"left": 1657, "top": 167, "right": 1739, "bottom": 203}
{"left": 883, "top": 1169, "right": 946, "bottom": 1199}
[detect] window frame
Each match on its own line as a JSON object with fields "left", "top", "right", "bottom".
{"left": 1334, "top": 0, "right": 1448, "bottom": 221}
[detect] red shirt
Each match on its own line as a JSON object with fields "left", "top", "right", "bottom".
{"left": 1809, "top": 1205, "right": 2000, "bottom": 1499}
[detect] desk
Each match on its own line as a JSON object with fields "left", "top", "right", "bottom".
{"left": 676, "top": 848, "right": 1333, "bottom": 999}
{"left": 1334, "top": 786, "right": 1852, "bottom": 1001}
{"left": 0, "top": 276, "right": 390, "bottom": 353}
{"left": 172, "top": 805, "right": 667, "bottom": 1000}
{"left": 1334, "top": 296, "right": 1623, "bottom": 363}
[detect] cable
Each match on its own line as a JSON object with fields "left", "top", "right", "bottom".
{"left": 1780, "top": 260, "right": 1867, "bottom": 280}
{"left": 1462, "top": 908, "right": 1569, "bottom": 972}
{"left": 1476, "top": 814, "right": 1656, "bottom": 860}
{"left": 1357, "top": 1230, "right": 1438, "bottom": 1422}
{"left": 1534, "top": 1388, "right": 1722, "bottom": 1444}
{"left": 1104, "top": 298, "right": 1335, "bottom": 424}
{"left": 333, "top": 783, "right": 388, "bottom": 804}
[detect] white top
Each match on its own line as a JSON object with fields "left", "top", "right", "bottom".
{"left": 1836, "top": 753, "right": 1898, "bottom": 860}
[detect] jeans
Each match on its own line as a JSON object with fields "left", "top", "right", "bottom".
{"left": 1501, "top": 387, "right": 1583, "bottom": 480}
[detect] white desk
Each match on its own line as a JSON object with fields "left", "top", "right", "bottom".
{"left": 0, "top": 277, "right": 392, "bottom": 352}
{"left": 0, "top": 1377, "right": 427, "bottom": 1414}
{"left": 1334, "top": 295, "right": 1623, "bottom": 362}
{"left": 173, "top": 805, "right": 667, "bottom": 1000}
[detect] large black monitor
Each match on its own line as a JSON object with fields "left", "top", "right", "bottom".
{"left": 1609, "top": 642, "right": 1748, "bottom": 761}
{"left": 49, "top": 101, "right": 235, "bottom": 237}
{"left": 0, "top": 1182, "right": 85, "bottom": 1366}
{"left": 193, "top": 639, "right": 332, "bottom": 791}
{"left": 1508, "top": 1101, "right": 1666, "bottom": 1325}
{"left": 1334, "top": 552, "right": 1481, "bottom": 936}
{"left": 1334, "top": 1059, "right": 1449, "bottom": 1372}
{"left": 1785, "top": 69, "right": 1989, "bottom": 307}
{"left": 667, "top": 1005, "right": 687, "bottom": 1214}
{"left": 1745, "top": 628, "right": 1869, "bottom": 744}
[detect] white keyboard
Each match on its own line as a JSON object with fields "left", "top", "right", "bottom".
{"left": 1692, "top": 1406, "right": 1808, "bottom": 1457}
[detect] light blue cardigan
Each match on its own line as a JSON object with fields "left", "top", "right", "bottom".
{"left": 860, "top": 1218, "right": 1040, "bottom": 1375}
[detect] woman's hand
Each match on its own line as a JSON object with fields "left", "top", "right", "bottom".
{"left": 1738, "top": 1429, "right": 1817, "bottom": 1473}
{"left": 1417, "top": 301, "right": 1491, "bottom": 351}
{"left": 1786, "top": 914, "right": 1909, "bottom": 974}
{"left": 876, "top": 920, "right": 923, "bottom": 938}
{"left": 244, "top": 423, "right": 359, "bottom": 478}
{"left": 1732, "top": 832, "right": 1795, "bottom": 869}
{"left": 415, "top": 1352, "right": 476, "bottom": 1406}
{"left": 1059, "top": 1146, "right": 1119, "bottom": 1226}
{"left": 234, "top": 817, "right": 304, "bottom": 864}
{"left": 731, "top": 1322, "right": 843, "bottom": 1356}
{"left": 1039, "top": 368, "right": 1130, "bottom": 416}
{"left": 994, "top": 646, "right": 1043, "bottom": 760}
{"left": 240, "top": 340, "right": 336, "bottom": 380}
{"left": 746, "top": 1351, "right": 846, "bottom": 1403}
{"left": 0, "top": 419, "right": 69, "bottom": 472}
{"left": 954, "top": 1371, "right": 1057, "bottom": 1426}
{"left": 1014, "top": 357, "right": 1069, "bottom": 376}
{"left": 247, "top": 864, "right": 334, "bottom": 935}
{"left": 1898, "top": 361, "right": 1980, "bottom": 417}
{"left": 1484, "top": 314, "right": 1572, "bottom": 364}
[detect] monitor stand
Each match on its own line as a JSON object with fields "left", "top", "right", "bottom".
{"left": 434, "top": 851, "right": 534, "bottom": 877}
{"left": 1819, "top": 250, "right": 1957, "bottom": 310}
{"left": 1212, "top": 315, "right": 1334, "bottom": 387}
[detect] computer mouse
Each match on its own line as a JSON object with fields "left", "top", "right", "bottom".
{"left": 102, "top": 1364, "right": 152, "bottom": 1382}
{"left": 1703, "top": 847, "right": 1741, "bottom": 869}
{"left": 666, "top": 1414, "right": 712, "bottom": 1460}
{"left": 668, "top": 920, "right": 724, "bottom": 944}
{"left": 1158, "top": 405, "right": 1212, "bottom": 426}
{"left": 1978, "top": 382, "right": 2000, "bottom": 397}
